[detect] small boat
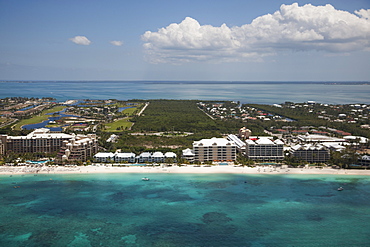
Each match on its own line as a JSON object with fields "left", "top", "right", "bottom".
{"left": 142, "top": 177, "right": 150, "bottom": 181}
{"left": 337, "top": 187, "right": 344, "bottom": 191}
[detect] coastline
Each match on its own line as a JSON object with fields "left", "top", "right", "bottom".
{"left": 1, "top": 165, "right": 370, "bottom": 176}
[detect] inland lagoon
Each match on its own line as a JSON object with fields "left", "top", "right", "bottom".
{"left": 1, "top": 173, "right": 370, "bottom": 246}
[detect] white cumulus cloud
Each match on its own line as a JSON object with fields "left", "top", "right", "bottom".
{"left": 142, "top": 3, "right": 370, "bottom": 63}
{"left": 110, "top": 40, "right": 123, "bottom": 46}
{"left": 69, "top": 36, "right": 91, "bottom": 45}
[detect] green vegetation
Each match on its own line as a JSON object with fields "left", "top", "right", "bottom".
{"left": 102, "top": 100, "right": 265, "bottom": 153}
{"left": 246, "top": 103, "right": 370, "bottom": 138}
{"left": 13, "top": 106, "right": 66, "bottom": 130}
{"left": 131, "top": 100, "right": 257, "bottom": 134}
{"left": 103, "top": 118, "right": 133, "bottom": 132}
{"left": 131, "top": 100, "right": 216, "bottom": 133}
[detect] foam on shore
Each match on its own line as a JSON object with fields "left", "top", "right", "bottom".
{"left": 1, "top": 165, "right": 370, "bottom": 176}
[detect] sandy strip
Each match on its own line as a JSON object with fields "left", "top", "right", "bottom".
{"left": 1, "top": 165, "right": 370, "bottom": 176}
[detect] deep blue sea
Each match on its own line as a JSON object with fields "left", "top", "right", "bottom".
{"left": 1, "top": 81, "right": 369, "bottom": 104}
{"left": 1, "top": 173, "right": 370, "bottom": 246}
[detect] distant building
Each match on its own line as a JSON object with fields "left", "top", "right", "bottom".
{"left": 245, "top": 137, "right": 284, "bottom": 161}
{"left": 298, "top": 134, "right": 345, "bottom": 143}
{"left": 290, "top": 144, "right": 330, "bottom": 163}
{"left": 238, "top": 127, "right": 251, "bottom": 140}
{"left": 193, "top": 137, "right": 236, "bottom": 162}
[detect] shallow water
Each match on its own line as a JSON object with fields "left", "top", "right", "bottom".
{"left": 1, "top": 173, "right": 370, "bottom": 246}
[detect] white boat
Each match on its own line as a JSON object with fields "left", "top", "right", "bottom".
{"left": 142, "top": 177, "right": 150, "bottom": 181}
{"left": 337, "top": 187, "right": 344, "bottom": 191}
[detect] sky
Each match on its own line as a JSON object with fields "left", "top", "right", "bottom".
{"left": 0, "top": 0, "right": 369, "bottom": 81}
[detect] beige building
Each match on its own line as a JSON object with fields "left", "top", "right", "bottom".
{"left": 0, "top": 128, "right": 74, "bottom": 154}
{"left": 239, "top": 127, "right": 252, "bottom": 140}
{"left": 58, "top": 134, "right": 98, "bottom": 163}
{"left": 193, "top": 137, "right": 236, "bottom": 163}
{"left": 1, "top": 128, "right": 98, "bottom": 162}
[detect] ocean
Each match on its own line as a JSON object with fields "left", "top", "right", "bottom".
{"left": 1, "top": 173, "right": 370, "bottom": 246}
{"left": 1, "top": 81, "right": 370, "bottom": 246}
{"left": 1, "top": 81, "right": 369, "bottom": 104}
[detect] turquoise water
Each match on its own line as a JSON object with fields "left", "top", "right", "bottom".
{"left": 1, "top": 81, "right": 369, "bottom": 104}
{"left": 1, "top": 173, "right": 370, "bottom": 246}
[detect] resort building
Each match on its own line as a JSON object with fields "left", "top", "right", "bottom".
{"left": 297, "top": 134, "right": 345, "bottom": 143}
{"left": 0, "top": 128, "right": 74, "bottom": 154}
{"left": 164, "top": 152, "right": 177, "bottom": 162}
{"left": 57, "top": 134, "right": 98, "bottom": 162}
{"left": 114, "top": 152, "right": 136, "bottom": 163}
{"left": 137, "top": 152, "right": 152, "bottom": 163}
{"left": 238, "top": 127, "right": 251, "bottom": 140}
{"left": 93, "top": 152, "right": 115, "bottom": 163}
{"left": 192, "top": 137, "right": 236, "bottom": 163}
{"left": 245, "top": 137, "right": 284, "bottom": 162}
{"left": 152, "top": 151, "right": 165, "bottom": 163}
{"left": 0, "top": 138, "right": 4, "bottom": 156}
{"left": 93, "top": 151, "right": 177, "bottom": 164}
{"left": 290, "top": 144, "right": 330, "bottom": 163}
{"left": 182, "top": 148, "right": 195, "bottom": 163}
{"left": 358, "top": 155, "right": 370, "bottom": 167}
{"left": 227, "top": 134, "right": 246, "bottom": 153}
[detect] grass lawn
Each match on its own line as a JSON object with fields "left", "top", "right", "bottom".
{"left": 104, "top": 118, "right": 133, "bottom": 132}
{"left": 123, "top": 107, "right": 138, "bottom": 115}
{"left": 14, "top": 106, "right": 66, "bottom": 130}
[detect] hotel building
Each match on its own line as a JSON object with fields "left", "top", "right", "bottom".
{"left": 58, "top": 134, "right": 98, "bottom": 162}
{"left": 245, "top": 137, "right": 284, "bottom": 161}
{"left": 290, "top": 144, "right": 330, "bottom": 163}
{"left": 192, "top": 137, "right": 236, "bottom": 163}
{"left": 0, "top": 128, "right": 74, "bottom": 154}
{"left": 0, "top": 128, "right": 98, "bottom": 162}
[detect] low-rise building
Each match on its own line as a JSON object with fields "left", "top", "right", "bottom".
{"left": 93, "top": 151, "right": 177, "bottom": 164}
{"left": 164, "top": 152, "right": 177, "bottom": 162}
{"left": 115, "top": 152, "right": 136, "bottom": 163}
{"left": 152, "top": 151, "right": 165, "bottom": 163}
{"left": 358, "top": 155, "right": 370, "bottom": 167}
{"left": 93, "top": 152, "right": 115, "bottom": 163}
{"left": 182, "top": 148, "right": 195, "bottom": 163}
{"left": 137, "top": 152, "right": 152, "bottom": 163}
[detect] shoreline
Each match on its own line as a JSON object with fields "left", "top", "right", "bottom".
{"left": 1, "top": 165, "right": 370, "bottom": 176}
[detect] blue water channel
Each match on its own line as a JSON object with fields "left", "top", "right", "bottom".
{"left": 22, "top": 108, "right": 79, "bottom": 131}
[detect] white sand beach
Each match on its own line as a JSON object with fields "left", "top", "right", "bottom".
{"left": 1, "top": 165, "right": 370, "bottom": 176}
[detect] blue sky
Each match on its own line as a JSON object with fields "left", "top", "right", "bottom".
{"left": 0, "top": 0, "right": 369, "bottom": 81}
